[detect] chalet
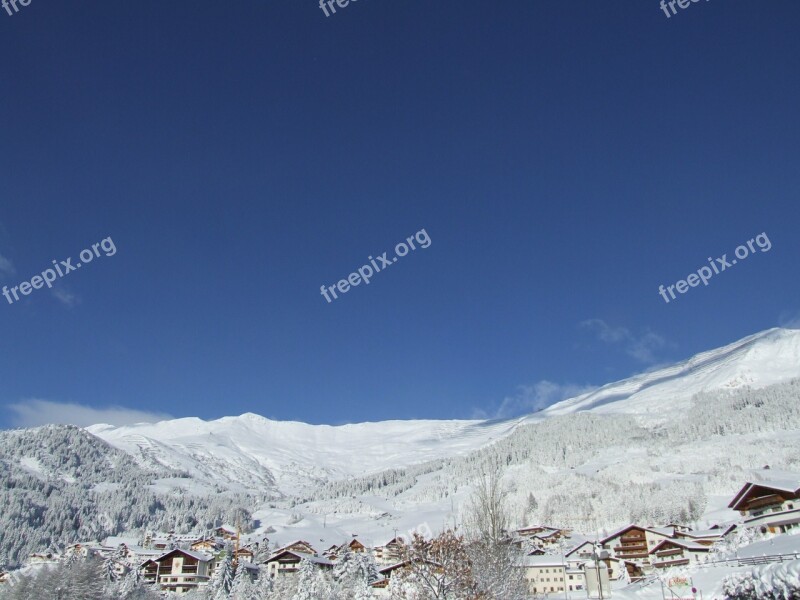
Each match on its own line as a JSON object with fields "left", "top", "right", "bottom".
{"left": 271, "top": 540, "right": 317, "bottom": 556}
{"left": 370, "top": 561, "right": 414, "bottom": 599}
{"left": 146, "top": 548, "right": 215, "bottom": 594}
{"left": 374, "top": 537, "right": 406, "bottom": 565}
{"left": 263, "top": 550, "right": 333, "bottom": 578}
{"left": 599, "top": 525, "right": 674, "bottom": 566}
{"left": 565, "top": 541, "right": 596, "bottom": 559}
{"left": 64, "top": 543, "right": 97, "bottom": 560}
{"left": 234, "top": 548, "right": 255, "bottom": 563}
{"left": 728, "top": 476, "right": 800, "bottom": 534}
{"left": 649, "top": 539, "right": 711, "bottom": 569}
{"left": 190, "top": 538, "right": 219, "bottom": 553}
{"left": 676, "top": 524, "right": 736, "bottom": 546}
{"left": 516, "top": 525, "right": 566, "bottom": 540}
{"left": 377, "top": 560, "right": 413, "bottom": 582}
{"left": 344, "top": 537, "right": 367, "bottom": 553}
{"left": 528, "top": 529, "right": 563, "bottom": 547}
{"left": 323, "top": 537, "right": 367, "bottom": 561}
{"left": 664, "top": 523, "right": 691, "bottom": 534}
{"left": 141, "top": 559, "right": 159, "bottom": 585}
{"left": 372, "top": 558, "right": 442, "bottom": 597}
{"left": 214, "top": 526, "right": 239, "bottom": 541}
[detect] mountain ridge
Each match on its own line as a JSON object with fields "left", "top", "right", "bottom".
{"left": 86, "top": 327, "right": 800, "bottom": 494}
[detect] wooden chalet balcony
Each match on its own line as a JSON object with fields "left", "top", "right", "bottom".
{"left": 654, "top": 548, "right": 683, "bottom": 558}
{"left": 652, "top": 558, "right": 689, "bottom": 569}
{"left": 277, "top": 567, "right": 299, "bottom": 574}
{"left": 745, "top": 494, "right": 786, "bottom": 511}
{"left": 616, "top": 551, "right": 650, "bottom": 559}
{"left": 614, "top": 542, "right": 648, "bottom": 553}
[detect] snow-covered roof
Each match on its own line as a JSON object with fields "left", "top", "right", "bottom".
{"left": 681, "top": 524, "right": 735, "bottom": 539}
{"left": 238, "top": 560, "right": 260, "bottom": 572}
{"left": 293, "top": 552, "right": 333, "bottom": 566}
{"left": 265, "top": 550, "right": 333, "bottom": 566}
{"left": 729, "top": 476, "right": 800, "bottom": 510}
{"left": 650, "top": 539, "right": 711, "bottom": 553}
{"left": 532, "top": 530, "right": 559, "bottom": 539}
{"left": 154, "top": 548, "right": 213, "bottom": 563}
{"left": 565, "top": 541, "right": 596, "bottom": 557}
{"left": 518, "top": 554, "right": 568, "bottom": 568}
{"left": 102, "top": 536, "right": 140, "bottom": 547}
{"left": 599, "top": 524, "right": 675, "bottom": 544}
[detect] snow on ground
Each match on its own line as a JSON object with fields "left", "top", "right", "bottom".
{"left": 612, "top": 532, "right": 800, "bottom": 600}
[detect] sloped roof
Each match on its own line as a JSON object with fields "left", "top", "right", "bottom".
{"left": 565, "top": 541, "right": 596, "bottom": 557}
{"left": 681, "top": 524, "right": 736, "bottom": 539}
{"left": 729, "top": 478, "right": 800, "bottom": 510}
{"left": 265, "top": 550, "right": 333, "bottom": 566}
{"left": 154, "top": 548, "right": 213, "bottom": 563}
{"left": 650, "top": 539, "right": 711, "bottom": 554}
{"left": 518, "top": 554, "right": 568, "bottom": 568}
{"left": 599, "top": 524, "right": 675, "bottom": 544}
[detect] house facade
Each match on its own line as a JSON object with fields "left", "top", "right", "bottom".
{"left": 728, "top": 477, "right": 800, "bottom": 534}
{"left": 263, "top": 550, "right": 333, "bottom": 578}
{"left": 649, "top": 539, "right": 711, "bottom": 569}
{"left": 374, "top": 537, "right": 406, "bottom": 565}
{"left": 146, "top": 548, "right": 215, "bottom": 594}
{"left": 599, "top": 525, "right": 673, "bottom": 566}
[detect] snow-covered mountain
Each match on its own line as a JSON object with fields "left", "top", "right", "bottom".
{"left": 87, "top": 414, "right": 526, "bottom": 495}
{"left": 87, "top": 327, "right": 800, "bottom": 495}
{"left": 4, "top": 327, "right": 800, "bottom": 564}
{"left": 537, "top": 326, "right": 800, "bottom": 419}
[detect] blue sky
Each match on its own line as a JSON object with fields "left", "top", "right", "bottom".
{"left": 1, "top": 1, "right": 798, "bottom": 428}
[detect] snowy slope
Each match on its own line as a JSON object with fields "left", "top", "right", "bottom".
{"left": 88, "top": 414, "right": 525, "bottom": 494}
{"left": 537, "top": 327, "right": 800, "bottom": 421}
{"left": 87, "top": 328, "right": 800, "bottom": 496}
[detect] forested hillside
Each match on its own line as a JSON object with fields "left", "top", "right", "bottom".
{"left": 0, "top": 426, "right": 260, "bottom": 568}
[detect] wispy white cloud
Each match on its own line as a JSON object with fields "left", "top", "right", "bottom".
{"left": 580, "top": 318, "right": 669, "bottom": 364}
{"left": 51, "top": 287, "right": 81, "bottom": 308}
{"left": 0, "top": 254, "right": 15, "bottom": 278}
{"left": 475, "top": 380, "right": 595, "bottom": 420}
{"left": 779, "top": 310, "right": 800, "bottom": 330}
{"left": 7, "top": 399, "right": 172, "bottom": 428}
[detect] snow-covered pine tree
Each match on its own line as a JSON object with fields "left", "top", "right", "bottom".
{"left": 292, "top": 558, "right": 335, "bottom": 600}
{"left": 207, "top": 550, "right": 235, "bottom": 600}
{"left": 229, "top": 563, "right": 259, "bottom": 600}
{"left": 332, "top": 549, "right": 377, "bottom": 600}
